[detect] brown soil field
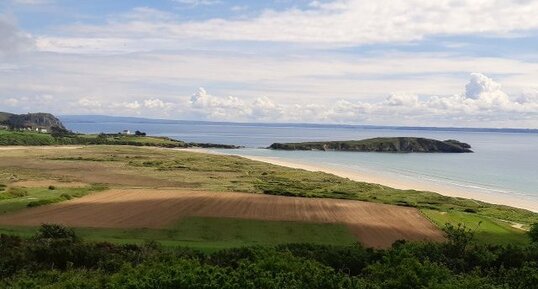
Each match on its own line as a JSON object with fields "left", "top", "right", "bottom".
{"left": 0, "top": 189, "right": 444, "bottom": 248}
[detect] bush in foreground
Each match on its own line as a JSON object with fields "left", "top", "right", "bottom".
{"left": 1, "top": 224, "right": 538, "bottom": 289}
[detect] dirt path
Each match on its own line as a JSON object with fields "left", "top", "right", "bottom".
{"left": 0, "top": 189, "right": 444, "bottom": 247}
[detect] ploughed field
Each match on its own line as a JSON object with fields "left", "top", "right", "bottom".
{"left": 0, "top": 189, "right": 443, "bottom": 248}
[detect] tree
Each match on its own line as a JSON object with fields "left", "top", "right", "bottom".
{"left": 443, "top": 223, "right": 476, "bottom": 257}
{"left": 135, "top": 130, "right": 146, "bottom": 136}
{"left": 34, "top": 224, "right": 78, "bottom": 242}
{"left": 529, "top": 223, "right": 538, "bottom": 243}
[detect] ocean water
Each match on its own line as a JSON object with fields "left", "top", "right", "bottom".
{"left": 62, "top": 117, "right": 538, "bottom": 210}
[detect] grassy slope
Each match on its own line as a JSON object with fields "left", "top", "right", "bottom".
{"left": 0, "top": 185, "right": 107, "bottom": 214}
{"left": 0, "top": 130, "right": 186, "bottom": 147}
{"left": 0, "top": 145, "right": 535, "bottom": 247}
{"left": 0, "top": 112, "right": 14, "bottom": 123}
{"left": 422, "top": 209, "right": 529, "bottom": 245}
{"left": 0, "top": 217, "right": 356, "bottom": 251}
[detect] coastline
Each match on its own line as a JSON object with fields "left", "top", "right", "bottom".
{"left": 181, "top": 148, "right": 538, "bottom": 213}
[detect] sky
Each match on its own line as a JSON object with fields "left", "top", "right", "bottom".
{"left": 0, "top": 0, "right": 537, "bottom": 128}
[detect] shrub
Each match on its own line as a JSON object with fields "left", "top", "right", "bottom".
{"left": 34, "top": 224, "right": 78, "bottom": 241}
{"left": 529, "top": 223, "right": 538, "bottom": 243}
{"left": 6, "top": 187, "right": 28, "bottom": 197}
{"left": 48, "top": 185, "right": 56, "bottom": 190}
{"left": 464, "top": 208, "right": 478, "bottom": 213}
{"left": 27, "top": 199, "right": 58, "bottom": 207}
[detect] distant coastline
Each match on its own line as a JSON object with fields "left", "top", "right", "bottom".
{"left": 60, "top": 115, "right": 538, "bottom": 135}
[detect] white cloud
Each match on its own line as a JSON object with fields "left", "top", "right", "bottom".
{"left": 385, "top": 93, "right": 419, "bottom": 107}
{"left": 143, "top": 98, "right": 172, "bottom": 109}
{"left": 78, "top": 98, "right": 102, "bottom": 108}
{"left": 3, "top": 98, "right": 19, "bottom": 106}
{"left": 172, "top": 0, "right": 221, "bottom": 6}
{"left": 184, "top": 74, "right": 538, "bottom": 126}
{"left": 11, "top": 0, "right": 52, "bottom": 5}
{"left": 43, "top": 0, "right": 538, "bottom": 49}
{"left": 0, "top": 14, "right": 34, "bottom": 58}
{"left": 190, "top": 87, "right": 251, "bottom": 119}
{"left": 124, "top": 101, "right": 141, "bottom": 110}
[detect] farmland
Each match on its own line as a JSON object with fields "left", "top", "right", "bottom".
{"left": 0, "top": 145, "right": 535, "bottom": 248}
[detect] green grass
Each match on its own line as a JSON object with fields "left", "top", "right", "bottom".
{"left": 422, "top": 209, "right": 530, "bottom": 245}
{"left": 0, "top": 184, "right": 107, "bottom": 214}
{"left": 0, "top": 217, "right": 356, "bottom": 251}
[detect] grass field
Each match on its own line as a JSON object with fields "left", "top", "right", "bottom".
{"left": 0, "top": 217, "right": 356, "bottom": 251}
{"left": 422, "top": 209, "right": 530, "bottom": 245}
{"left": 0, "top": 184, "right": 106, "bottom": 214}
{"left": 0, "top": 145, "right": 534, "bottom": 248}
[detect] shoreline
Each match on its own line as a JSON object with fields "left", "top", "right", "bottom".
{"left": 181, "top": 148, "right": 538, "bottom": 213}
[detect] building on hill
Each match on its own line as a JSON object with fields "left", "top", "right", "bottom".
{"left": 121, "top": 130, "right": 132, "bottom": 135}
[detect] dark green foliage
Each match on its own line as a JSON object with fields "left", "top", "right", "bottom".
{"left": 48, "top": 185, "right": 56, "bottom": 190}
{"left": 1, "top": 224, "right": 538, "bottom": 288}
{"left": 34, "top": 224, "right": 78, "bottom": 241}
{"left": 529, "top": 223, "right": 538, "bottom": 243}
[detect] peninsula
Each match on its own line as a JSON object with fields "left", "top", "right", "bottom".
{"left": 0, "top": 112, "right": 240, "bottom": 149}
{"left": 269, "top": 137, "right": 473, "bottom": 153}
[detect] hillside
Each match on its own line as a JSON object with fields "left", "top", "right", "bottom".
{"left": 269, "top": 137, "right": 473, "bottom": 153}
{"left": 0, "top": 112, "right": 65, "bottom": 130}
{"left": 0, "top": 130, "right": 240, "bottom": 148}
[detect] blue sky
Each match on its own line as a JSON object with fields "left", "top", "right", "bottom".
{"left": 1, "top": 0, "right": 537, "bottom": 128}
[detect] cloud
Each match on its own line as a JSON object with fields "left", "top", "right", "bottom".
{"left": 0, "top": 14, "right": 33, "bottom": 58}
{"left": 143, "top": 98, "right": 173, "bottom": 109}
{"left": 124, "top": 101, "right": 141, "bottom": 110}
{"left": 2, "top": 98, "right": 19, "bottom": 106}
{"left": 172, "top": 0, "right": 221, "bottom": 6}
{"left": 190, "top": 87, "right": 251, "bottom": 119}
{"left": 11, "top": 0, "right": 52, "bottom": 5}
{"left": 184, "top": 74, "right": 538, "bottom": 126}
{"left": 42, "top": 0, "right": 538, "bottom": 49}
{"left": 385, "top": 93, "right": 419, "bottom": 107}
{"left": 78, "top": 98, "right": 102, "bottom": 108}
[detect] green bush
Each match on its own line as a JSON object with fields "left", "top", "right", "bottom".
{"left": 529, "top": 223, "right": 538, "bottom": 243}
{"left": 1, "top": 224, "right": 538, "bottom": 288}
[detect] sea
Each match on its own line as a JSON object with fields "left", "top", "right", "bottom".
{"left": 60, "top": 115, "right": 538, "bottom": 211}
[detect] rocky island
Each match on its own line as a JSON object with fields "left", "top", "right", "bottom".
{"left": 268, "top": 137, "right": 473, "bottom": 153}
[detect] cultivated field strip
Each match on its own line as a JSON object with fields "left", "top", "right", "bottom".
{"left": 0, "top": 189, "right": 445, "bottom": 247}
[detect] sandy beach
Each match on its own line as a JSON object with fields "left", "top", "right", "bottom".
{"left": 182, "top": 148, "right": 538, "bottom": 212}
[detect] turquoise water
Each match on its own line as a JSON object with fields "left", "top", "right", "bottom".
{"left": 63, "top": 118, "right": 538, "bottom": 209}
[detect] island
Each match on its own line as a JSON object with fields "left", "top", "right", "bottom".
{"left": 0, "top": 111, "right": 241, "bottom": 149}
{"left": 268, "top": 137, "right": 473, "bottom": 153}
